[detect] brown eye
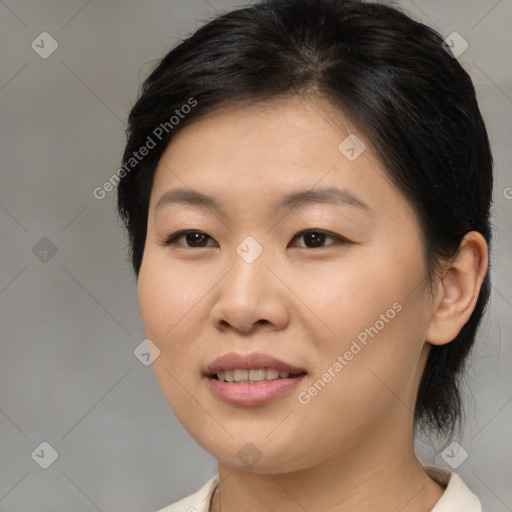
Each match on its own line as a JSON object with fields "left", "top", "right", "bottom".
{"left": 291, "top": 229, "right": 347, "bottom": 249}
{"left": 164, "top": 230, "right": 216, "bottom": 248}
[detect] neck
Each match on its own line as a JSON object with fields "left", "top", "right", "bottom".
{"left": 209, "top": 421, "right": 444, "bottom": 512}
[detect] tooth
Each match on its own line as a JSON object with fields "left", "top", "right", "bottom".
{"left": 249, "top": 369, "right": 266, "bottom": 381}
{"left": 233, "top": 369, "right": 249, "bottom": 381}
{"left": 218, "top": 368, "right": 295, "bottom": 382}
{"left": 266, "top": 369, "right": 280, "bottom": 380}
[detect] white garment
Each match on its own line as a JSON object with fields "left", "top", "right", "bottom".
{"left": 155, "top": 465, "right": 482, "bottom": 512}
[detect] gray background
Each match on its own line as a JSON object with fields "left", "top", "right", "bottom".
{"left": 0, "top": 0, "right": 510, "bottom": 511}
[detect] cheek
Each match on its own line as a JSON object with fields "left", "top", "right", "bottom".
{"left": 138, "top": 251, "right": 206, "bottom": 338}
{"left": 292, "top": 251, "right": 400, "bottom": 346}
{"left": 137, "top": 253, "right": 205, "bottom": 421}
{"left": 137, "top": 251, "right": 206, "bottom": 383}
{"left": 301, "top": 246, "right": 429, "bottom": 411}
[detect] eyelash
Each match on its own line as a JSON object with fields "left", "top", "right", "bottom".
{"left": 161, "top": 229, "right": 349, "bottom": 249}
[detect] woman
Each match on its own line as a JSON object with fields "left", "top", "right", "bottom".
{"left": 117, "top": 0, "right": 493, "bottom": 510}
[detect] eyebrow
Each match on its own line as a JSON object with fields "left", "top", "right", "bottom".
{"left": 155, "top": 186, "right": 370, "bottom": 215}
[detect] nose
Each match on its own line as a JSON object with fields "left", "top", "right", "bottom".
{"left": 209, "top": 249, "right": 290, "bottom": 335}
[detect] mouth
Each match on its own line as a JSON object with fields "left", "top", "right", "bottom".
{"left": 204, "top": 352, "right": 307, "bottom": 406}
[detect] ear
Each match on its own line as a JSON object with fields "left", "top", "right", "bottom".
{"left": 426, "top": 231, "right": 489, "bottom": 346}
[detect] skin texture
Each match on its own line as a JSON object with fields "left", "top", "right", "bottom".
{"left": 137, "top": 96, "right": 488, "bottom": 512}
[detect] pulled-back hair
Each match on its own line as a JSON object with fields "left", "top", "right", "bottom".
{"left": 117, "top": 0, "right": 493, "bottom": 437}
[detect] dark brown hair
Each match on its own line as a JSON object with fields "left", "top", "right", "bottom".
{"left": 118, "top": 0, "right": 493, "bottom": 437}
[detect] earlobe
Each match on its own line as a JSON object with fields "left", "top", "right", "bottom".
{"left": 426, "top": 232, "right": 489, "bottom": 346}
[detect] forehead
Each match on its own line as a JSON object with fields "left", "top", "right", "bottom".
{"left": 149, "top": 96, "right": 404, "bottom": 221}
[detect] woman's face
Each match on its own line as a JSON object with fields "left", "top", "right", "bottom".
{"left": 138, "top": 96, "right": 435, "bottom": 472}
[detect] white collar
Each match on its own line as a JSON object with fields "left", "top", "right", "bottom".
{"left": 424, "top": 465, "right": 482, "bottom": 511}
{"left": 157, "top": 465, "right": 482, "bottom": 512}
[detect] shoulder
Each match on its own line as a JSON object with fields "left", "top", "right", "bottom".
{"left": 424, "top": 465, "right": 482, "bottom": 512}
{"left": 153, "top": 476, "right": 219, "bottom": 512}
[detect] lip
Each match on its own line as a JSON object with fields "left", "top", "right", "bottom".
{"left": 207, "top": 376, "right": 306, "bottom": 406}
{"left": 204, "top": 352, "right": 307, "bottom": 375}
{"left": 204, "top": 352, "right": 307, "bottom": 407}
